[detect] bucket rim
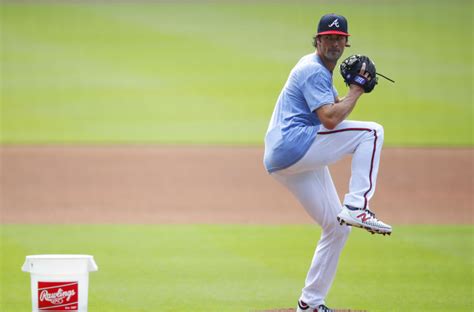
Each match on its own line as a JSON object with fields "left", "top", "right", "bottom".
{"left": 22, "top": 255, "right": 98, "bottom": 272}
{"left": 25, "top": 254, "right": 95, "bottom": 260}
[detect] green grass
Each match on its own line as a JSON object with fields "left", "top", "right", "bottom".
{"left": 1, "top": 225, "right": 472, "bottom": 311}
{"left": 1, "top": 1, "right": 472, "bottom": 146}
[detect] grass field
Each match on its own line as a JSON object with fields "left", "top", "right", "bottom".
{"left": 1, "top": 225, "right": 472, "bottom": 311}
{"left": 1, "top": 0, "right": 472, "bottom": 145}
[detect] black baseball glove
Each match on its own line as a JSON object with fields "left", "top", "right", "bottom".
{"left": 340, "top": 54, "right": 378, "bottom": 93}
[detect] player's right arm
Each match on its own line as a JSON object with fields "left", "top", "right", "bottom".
{"left": 315, "top": 62, "right": 369, "bottom": 130}
{"left": 315, "top": 85, "right": 363, "bottom": 129}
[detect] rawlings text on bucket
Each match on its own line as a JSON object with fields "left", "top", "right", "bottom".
{"left": 38, "top": 281, "right": 78, "bottom": 310}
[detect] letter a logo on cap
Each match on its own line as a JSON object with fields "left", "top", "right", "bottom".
{"left": 328, "top": 19, "right": 340, "bottom": 28}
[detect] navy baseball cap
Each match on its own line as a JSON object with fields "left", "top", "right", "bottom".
{"left": 317, "top": 14, "right": 350, "bottom": 36}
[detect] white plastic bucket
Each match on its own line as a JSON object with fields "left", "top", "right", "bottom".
{"left": 22, "top": 255, "right": 98, "bottom": 312}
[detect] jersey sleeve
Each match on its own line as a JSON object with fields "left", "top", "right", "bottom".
{"left": 301, "top": 69, "right": 335, "bottom": 112}
{"left": 332, "top": 85, "right": 338, "bottom": 98}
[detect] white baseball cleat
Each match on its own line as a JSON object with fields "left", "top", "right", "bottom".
{"left": 337, "top": 205, "right": 392, "bottom": 235}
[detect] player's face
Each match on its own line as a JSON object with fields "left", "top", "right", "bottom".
{"left": 318, "top": 35, "right": 347, "bottom": 61}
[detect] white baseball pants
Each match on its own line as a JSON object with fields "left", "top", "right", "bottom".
{"left": 271, "top": 120, "right": 384, "bottom": 307}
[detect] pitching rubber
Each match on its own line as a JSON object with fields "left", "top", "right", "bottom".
{"left": 253, "top": 309, "right": 367, "bottom": 312}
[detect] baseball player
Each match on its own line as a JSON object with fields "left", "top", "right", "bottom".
{"left": 263, "top": 14, "right": 391, "bottom": 312}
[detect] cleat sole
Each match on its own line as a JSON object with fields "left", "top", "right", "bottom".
{"left": 337, "top": 216, "right": 392, "bottom": 236}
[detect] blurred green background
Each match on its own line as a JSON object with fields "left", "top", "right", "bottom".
{"left": 1, "top": 0, "right": 472, "bottom": 145}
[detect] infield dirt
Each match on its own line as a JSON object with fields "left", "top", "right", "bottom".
{"left": 1, "top": 146, "right": 472, "bottom": 224}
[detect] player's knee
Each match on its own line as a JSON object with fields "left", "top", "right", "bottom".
{"left": 334, "top": 222, "right": 351, "bottom": 239}
{"left": 372, "top": 122, "right": 384, "bottom": 140}
{"left": 365, "top": 122, "right": 384, "bottom": 143}
{"left": 325, "top": 220, "right": 351, "bottom": 239}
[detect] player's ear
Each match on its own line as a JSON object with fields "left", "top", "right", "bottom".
{"left": 316, "top": 35, "right": 321, "bottom": 48}
{"left": 345, "top": 37, "right": 351, "bottom": 47}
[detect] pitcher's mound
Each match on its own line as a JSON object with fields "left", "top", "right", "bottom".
{"left": 254, "top": 309, "right": 367, "bottom": 312}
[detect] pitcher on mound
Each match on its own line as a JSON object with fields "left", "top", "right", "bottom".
{"left": 263, "top": 13, "right": 391, "bottom": 312}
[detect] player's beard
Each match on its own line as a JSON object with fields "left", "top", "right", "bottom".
{"left": 324, "top": 48, "right": 343, "bottom": 62}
